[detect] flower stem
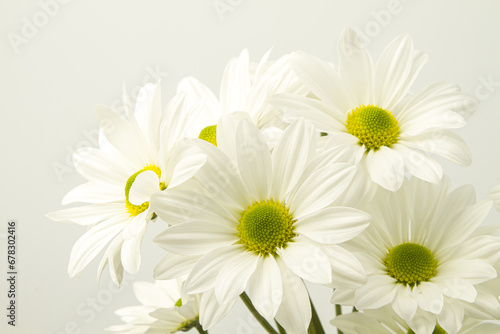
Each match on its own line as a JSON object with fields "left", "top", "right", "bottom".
{"left": 195, "top": 323, "right": 207, "bottom": 334}
{"left": 240, "top": 292, "right": 278, "bottom": 334}
{"left": 276, "top": 320, "right": 287, "bottom": 334}
{"left": 335, "top": 305, "right": 343, "bottom": 334}
{"left": 307, "top": 298, "right": 325, "bottom": 334}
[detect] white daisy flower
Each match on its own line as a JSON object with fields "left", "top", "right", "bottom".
{"left": 331, "top": 306, "right": 500, "bottom": 334}
{"left": 46, "top": 82, "right": 206, "bottom": 285}
{"left": 272, "top": 28, "right": 478, "bottom": 193}
{"left": 178, "top": 49, "right": 307, "bottom": 148}
{"left": 332, "top": 177, "right": 500, "bottom": 334}
{"left": 151, "top": 115, "right": 372, "bottom": 333}
{"left": 107, "top": 279, "right": 203, "bottom": 334}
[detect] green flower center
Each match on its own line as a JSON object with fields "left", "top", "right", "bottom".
{"left": 384, "top": 243, "right": 438, "bottom": 287}
{"left": 345, "top": 105, "right": 400, "bottom": 151}
{"left": 408, "top": 324, "right": 446, "bottom": 334}
{"left": 237, "top": 199, "right": 296, "bottom": 255}
{"left": 124, "top": 164, "right": 166, "bottom": 216}
{"left": 198, "top": 125, "right": 217, "bottom": 146}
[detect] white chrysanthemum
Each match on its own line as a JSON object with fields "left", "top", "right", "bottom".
{"left": 332, "top": 177, "right": 500, "bottom": 334}
{"left": 151, "top": 115, "right": 372, "bottom": 333}
{"left": 272, "top": 28, "right": 478, "bottom": 193}
{"left": 331, "top": 306, "right": 500, "bottom": 334}
{"left": 46, "top": 82, "right": 206, "bottom": 285}
{"left": 178, "top": 49, "right": 307, "bottom": 148}
{"left": 107, "top": 279, "right": 202, "bottom": 334}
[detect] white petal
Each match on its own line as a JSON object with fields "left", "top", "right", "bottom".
{"left": 154, "top": 221, "right": 238, "bottom": 256}
{"left": 402, "top": 110, "right": 466, "bottom": 136}
{"left": 323, "top": 245, "right": 367, "bottom": 289}
{"left": 275, "top": 258, "right": 311, "bottom": 334}
{"left": 68, "top": 214, "right": 129, "bottom": 277}
{"left": 407, "top": 308, "right": 436, "bottom": 334}
{"left": 355, "top": 275, "right": 397, "bottom": 309}
{"left": 219, "top": 49, "right": 250, "bottom": 114}
{"left": 121, "top": 221, "right": 147, "bottom": 274}
{"left": 392, "top": 285, "right": 418, "bottom": 321}
{"left": 290, "top": 51, "right": 349, "bottom": 111}
{"left": 163, "top": 140, "right": 207, "bottom": 189}
{"left": 248, "top": 255, "right": 283, "bottom": 321}
{"left": 133, "top": 281, "right": 176, "bottom": 308}
{"left": 214, "top": 251, "right": 259, "bottom": 304}
{"left": 366, "top": 146, "right": 405, "bottom": 191}
{"left": 277, "top": 241, "right": 332, "bottom": 284}
{"left": 128, "top": 170, "right": 160, "bottom": 205}
{"left": 62, "top": 181, "right": 124, "bottom": 204}
{"left": 177, "top": 76, "right": 220, "bottom": 125}
{"left": 154, "top": 253, "right": 200, "bottom": 280}
{"left": 439, "top": 259, "right": 497, "bottom": 285}
{"left": 271, "top": 118, "right": 316, "bottom": 199}
{"left": 97, "top": 234, "right": 124, "bottom": 286}
{"left": 401, "top": 130, "right": 472, "bottom": 166}
{"left": 235, "top": 118, "right": 272, "bottom": 200}
{"left": 338, "top": 27, "right": 375, "bottom": 106}
{"left": 295, "top": 207, "right": 371, "bottom": 244}
{"left": 437, "top": 299, "right": 464, "bottom": 334}
{"left": 270, "top": 94, "right": 345, "bottom": 131}
{"left": 436, "top": 277, "right": 477, "bottom": 303}
{"left": 217, "top": 112, "right": 253, "bottom": 162}
{"left": 72, "top": 147, "right": 134, "bottom": 185}
{"left": 413, "top": 282, "right": 444, "bottom": 314}
{"left": 133, "top": 82, "right": 161, "bottom": 152}
{"left": 150, "top": 185, "right": 238, "bottom": 227}
{"left": 95, "top": 105, "right": 150, "bottom": 163}
{"left": 185, "top": 245, "right": 244, "bottom": 294}
{"left": 46, "top": 203, "right": 124, "bottom": 225}
{"left": 199, "top": 289, "right": 237, "bottom": 330}
{"left": 392, "top": 143, "right": 443, "bottom": 184}
{"left": 289, "top": 163, "right": 356, "bottom": 218}
{"left": 374, "top": 34, "right": 414, "bottom": 108}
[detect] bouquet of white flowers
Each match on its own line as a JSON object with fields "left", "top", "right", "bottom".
{"left": 47, "top": 28, "right": 500, "bottom": 334}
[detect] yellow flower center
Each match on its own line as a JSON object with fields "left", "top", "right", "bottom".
{"left": 237, "top": 199, "right": 297, "bottom": 255}
{"left": 198, "top": 125, "right": 217, "bottom": 146}
{"left": 345, "top": 105, "right": 400, "bottom": 150}
{"left": 124, "top": 164, "right": 166, "bottom": 216}
{"left": 384, "top": 243, "right": 438, "bottom": 287}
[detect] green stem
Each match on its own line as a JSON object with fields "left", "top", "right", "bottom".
{"left": 352, "top": 306, "right": 358, "bottom": 313}
{"left": 276, "top": 320, "right": 287, "bottom": 334}
{"left": 335, "top": 305, "right": 343, "bottom": 334}
{"left": 307, "top": 298, "right": 325, "bottom": 334}
{"left": 195, "top": 323, "right": 207, "bottom": 334}
{"left": 240, "top": 292, "right": 278, "bottom": 334}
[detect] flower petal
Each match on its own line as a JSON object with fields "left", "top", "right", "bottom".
{"left": 366, "top": 146, "right": 405, "bottom": 191}
{"left": 289, "top": 163, "right": 356, "bottom": 218}
{"left": 271, "top": 118, "right": 316, "bottom": 199}
{"left": 154, "top": 253, "right": 200, "bottom": 280}
{"left": 235, "top": 118, "right": 272, "bottom": 200}
{"left": 277, "top": 241, "right": 332, "bottom": 284}
{"left": 68, "top": 214, "right": 129, "bottom": 277}
{"left": 275, "top": 258, "right": 311, "bottom": 334}
{"left": 355, "top": 275, "right": 397, "bottom": 309}
{"left": 295, "top": 207, "right": 371, "bottom": 244}
{"left": 248, "top": 255, "right": 283, "bottom": 321}
{"left": 185, "top": 245, "right": 244, "bottom": 294}
{"left": 214, "top": 251, "right": 259, "bottom": 304}
{"left": 154, "top": 221, "right": 238, "bottom": 256}
{"left": 128, "top": 170, "right": 160, "bottom": 205}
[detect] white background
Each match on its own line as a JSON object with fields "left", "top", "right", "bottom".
{"left": 1, "top": 0, "right": 500, "bottom": 333}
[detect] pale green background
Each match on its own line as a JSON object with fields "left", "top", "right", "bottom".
{"left": 1, "top": 0, "right": 500, "bottom": 333}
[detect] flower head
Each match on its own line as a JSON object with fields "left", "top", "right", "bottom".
{"left": 273, "top": 28, "right": 478, "bottom": 194}
{"left": 151, "top": 115, "right": 371, "bottom": 333}
{"left": 332, "top": 177, "right": 500, "bottom": 334}
{"left": 46, "top": 82, "right": 206, "bottom": 285}
{"left": 107, "top": 279, "right": 201, "bottom": 334}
